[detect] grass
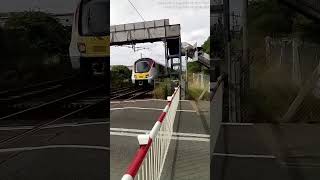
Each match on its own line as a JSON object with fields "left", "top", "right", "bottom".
{"left": 244, "top": 61, "right": 300, "bottom": 122}
{"left": 111, "top": 79, "right": 131, "bottom": 89}
{"left": 187, "top": 75, "right": 210, "bottom": 101}
{"left": 0, "top": 61, "right": 72, "bottom": 91}
{"left": 153, "top": 79, "right": 171, "bottom": 99}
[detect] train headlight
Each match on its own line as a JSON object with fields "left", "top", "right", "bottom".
{"left": 134, "top": 75, "right": 137, "bottom": 78}
{"left": 77, "top": 43, "right": 86, "bottom": 53}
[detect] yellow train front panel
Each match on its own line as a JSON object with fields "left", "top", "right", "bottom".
{"left": 79, "top": 36, "right": 110, "bottom": 57}
{"left": 134, "top": 72, "right": 150, "bottom": 80}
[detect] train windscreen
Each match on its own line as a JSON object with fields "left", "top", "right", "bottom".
{"left": 80, "top": 0, "right": 109, "bottom": 36}
{"left": 135, "top": 60, "right": 152, "bottom": 73}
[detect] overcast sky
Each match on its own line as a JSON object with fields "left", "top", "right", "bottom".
{"left": 110, "top": 0, "right": 210, "bottom": 66}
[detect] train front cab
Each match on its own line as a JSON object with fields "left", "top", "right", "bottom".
{"left": 69, "top": 0, "right": 110, "bottom": 79}
{"left": 133, "top": 73, "right": 153, "bottom": 87}
{"left": 132, "top": 58, "right": 156, "bottom": 89}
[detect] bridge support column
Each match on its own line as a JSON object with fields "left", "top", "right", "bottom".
{"left": 165, "top": 36, "right": 185, "bottom": 99}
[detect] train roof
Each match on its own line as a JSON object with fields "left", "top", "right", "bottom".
{"left": 134, "top": 58, "right": 166, "bottom": 67}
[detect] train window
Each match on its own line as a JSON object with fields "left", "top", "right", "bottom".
{"left": 135, "top": 61, "right": 151, "bottom": 73}
{"left": 80, "top": 0, "right": 109, "bottom": 36}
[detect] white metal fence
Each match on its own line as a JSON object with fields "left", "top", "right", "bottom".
{"left": 192, "top": 73, "right": 210, "bottom": 90}
{"left": 265, "top": 37, "right": 320, "bottom": 86}
{"left": 122, "top": 86, "right": 180, "bottom": 180}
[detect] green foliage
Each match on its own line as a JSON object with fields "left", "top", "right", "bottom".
{"left": 111, "top": 65, "right": 131, "bottom": 79}
{"left": 248, "top": 0, "right": 294, "bottom": 37}
{"left": 247, "top": 0, "right": 301, "bottom": 122}
{"left": 187, "top": 61, "right": 202, "bottom": 73}
{"left": 187, "top": 61, "right": 209, "bottom": 75}
{"left": 0, "top": 11, "right": 72, "bottom": 88}
{"left": 243, "top": 66, "right": 298, "bottom": 122}
{"left": 202, "top": 36, "right": 210, "bottom": 54}
{"left": 188, "top": 86, "right": 209, "bottom": 101}
{"left": 249, "top": 0, "right": 320, "bottom": 43}
{"left": 4, "top": 11, "right": 70, "bottom": 56}
{"left": 111, "top": 65, "right": 131, "bottom": 88}
{"left": 153, "top": 79, "right": 171, "bottom": 99}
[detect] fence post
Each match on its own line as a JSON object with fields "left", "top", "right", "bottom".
{"left": 292, "top": 38, "right": 302, "bottom": 86}
{"left": 280, "top": 40, "right": 284, "bottom": 67}
{"left": 193, "top": 73, "right": 195, "bottom": 84}
{"left": 265, "top": 36, "right": 271, "bottom": 64}
{"left": 201, "top": 72, "right": 204, "bottom": 88}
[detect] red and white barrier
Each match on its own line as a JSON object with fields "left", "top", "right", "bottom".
{"left": 121, "top": 87, "right": 180, "bottom": 180}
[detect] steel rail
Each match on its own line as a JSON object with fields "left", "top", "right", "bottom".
{"left": 0, "top": 75, "right": 76, "bottom": 97}
{"left": 0, "top": 86, "right": 107, "bottom": 148}
{"left": 111, "top": 88, "right": 143, "bottom": 100}
{"left": 0, "top": 85, "right": 104, "bottom": 121}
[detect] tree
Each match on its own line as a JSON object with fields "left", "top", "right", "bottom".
{"left": 0, "top": 11, "right": 72, "bottom": 84}
{"left": 111, "top": 65, "right": 131, "bottom": 86}
{"left": 187, "top": 61, "right": 202, "bottom": 74}
{"left": 202, "top": 36, "right": 210, "bottom": 55}
{"left": 4, "top": 11, "right": 70, "bottom": 56}
{"left": 111, "top": 65, "right": 131, "bottom": 79}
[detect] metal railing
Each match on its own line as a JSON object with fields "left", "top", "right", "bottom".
{"left": 210, "top": 75, "right": 225, "bottom": 156}
{"left": 121, "top": 86, "right": 180, "bottom": 180}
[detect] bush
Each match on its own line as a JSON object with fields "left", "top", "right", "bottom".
{"left": 0, "top": 11, "right": 72, "bottom": 88}
{"left": 153, "top": 79, "right": 171, "bottom": 99}
{"left": 244, "top": 65, "right": 299, "bottom": 122}
{"left": 111, "top": 65, "right": 131, "bottom": 88}
{"left": 188, "top": 84, "right": 209, "bottom": 101}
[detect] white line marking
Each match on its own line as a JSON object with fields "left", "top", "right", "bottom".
{"left": 0, "top": 122, "right": 109, "bottom": 131}
{"left": 0, "top": 126, "right": 32, "bottom": 131}
{"left": 111, "top": 128, "right": 209, "bottom": 138}
{"left": 110, "top": 101, "right": 121, "bottom": 104}
{"left": 111, "top": 99, "right": 167, "bottom": 104}
{"left": 213, "top": 153, "right": 275, "bottom": 159}
{"left": 173, "top": 136, "right": 209, "bottom": 142}
{"left": 110, "top": 131, "right": 209, "bottom": 142}
{"left": 112, "top": 99, "right": 192, "bottom": 103}
{"left": 110, "top": 107, "right": 196, "bottom": 112}
{"left": 179, "top": 100, "right": 192, "bottom": 102}
{"left": 111, "top": 128, "right": 148, "bottom": 133}
{"left": 0, "top": 145, "right": 109, "bottom": 153}
{"left": 221, "top": 122, "right": 254, "bottom": 126}
{"left": 176, "top": 109, "right": 197, "bottom": 113}
{"left": 172, "top": 131, "right": 210, "bottom": 138}
{"left": 110, "top": 131, "right": 140, "bottom": 137}
{"left": 111, "top": 107, "right": 163, "bottom": 111}
{"left": 123, "top": 99, "right": 167, "bottom": 103}
{"left": 281, "top": 162, "right": 320, "bottom": 168}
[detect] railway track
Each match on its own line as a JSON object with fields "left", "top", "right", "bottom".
{"left": 0, "top": 84, "right": 108, "bottom": 148}
{"left": 0, "top": 84, "right": 150, "bottom": 149}
{"left": 111, "top": 87, "right": 151, "bottom": 100}
{"left": 0, "top": 76, "right": 76, "bottom": 100}
{"left": 0, "top": 77, "right": 105, "bottom": 117}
